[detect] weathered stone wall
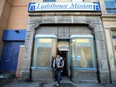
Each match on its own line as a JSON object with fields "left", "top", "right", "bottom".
{"left": 32, "top": 69, "right": 54, "bottom": 81}
{"left": 21, "top": 12, "right": 110, "bottom": 83}
{"left": 102, "top": 15, "right": 116, "bottom": 84}
{"left": 71, "top": 70, "right": 98, "bottom": 82}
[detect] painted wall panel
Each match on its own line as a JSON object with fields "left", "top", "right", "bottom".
{"left": 2, "top": 30, "right": 26, "bottom": 41}
{"left": 0, "top": 42, "right": 24, "bottom": 72}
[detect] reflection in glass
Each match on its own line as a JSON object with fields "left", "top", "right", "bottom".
{"left": 36, "top": 47, "right": 51, "bottom": 67}
{"left": 71, "top": 40, "right": 76, "bottom": 67}
{"left": 33, "top": 38, "right": 57, "bottom": 67}
{"left": 52, "top": 39, "right": 57, "bottom": 57}
{"left": 71, "top": 38, "right": 94, "bottom": 69}
{"left": 77, "top": 43, "right": 92, "bottom": 68}
{"left": 39, "top": 39, "right": 52, "bottom": 43}
{"left": 105, "top": 0, "right": 116, "bottom": 13}
{"left": 76, "top": 39, "right": 89, "bottom": 43}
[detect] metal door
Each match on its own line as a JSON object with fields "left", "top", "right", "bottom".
{"left": 0, "top": 42, "right": 24, "bottom": 72}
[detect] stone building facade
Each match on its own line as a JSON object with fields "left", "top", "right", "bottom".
{"left": 0, "top": 0, "right": 116, "bottom": 84}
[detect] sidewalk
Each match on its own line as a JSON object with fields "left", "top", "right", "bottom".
{"left": 0, "top": 73, "right": 15, "bottom": 87}
{"left": 1, "top": 79, "right": 116, "bottom": 87}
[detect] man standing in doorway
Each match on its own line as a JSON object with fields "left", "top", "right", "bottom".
{"left": 53, "top": 53, "right": 64, "bottom": 86}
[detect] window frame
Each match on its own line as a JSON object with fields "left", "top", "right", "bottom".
{"left": 71, "top": 36, "right": 96, "bottom": 70}
{"left": 31, "top": 35, "right": 57, "bottom": 70}
{"left": 105, "top": 0, "right": 116, "bottom": 14}
{"left": 32, "top": 38, "right": 52, "bottom": 69}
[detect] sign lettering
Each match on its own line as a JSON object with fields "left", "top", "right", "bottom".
{"left": 28, "top": 2, "right": 101, "bottom": 12}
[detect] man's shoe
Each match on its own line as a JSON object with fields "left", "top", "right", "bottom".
{"left": 56, "top": 83, "right": 60, "bottom": 86}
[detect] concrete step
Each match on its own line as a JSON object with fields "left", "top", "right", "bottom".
{"left": 44, "top": 81, "right": 76, "bottom": 87}
{"left": 62, "top": 77, "right": 71, "bottom": 81}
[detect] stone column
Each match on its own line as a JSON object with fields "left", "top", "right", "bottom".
{"left": 94, "top": 24, "right": 110, "bottom": 83}
{"left": 86, "top": 16, "right": 110, "bottom": 83}
{"left": 105, "top": 29, "right": 116, "bottom": 84}
{"left": 16, "top": 45, "right": 24, "bottom": 78}
{"left": 21, "top": 23, "right": 36, "bottom": 79}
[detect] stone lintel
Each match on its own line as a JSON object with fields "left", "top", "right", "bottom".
{"left": 29, "top": 12, "right": 101, "bottom": 16}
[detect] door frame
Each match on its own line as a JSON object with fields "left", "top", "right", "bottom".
{"left": 57, "top": 40, "right": 71, "bottom": 77}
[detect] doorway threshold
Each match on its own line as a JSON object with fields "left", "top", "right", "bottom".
{"left": 62, "top": 76, "right": 71, "bottom": 81}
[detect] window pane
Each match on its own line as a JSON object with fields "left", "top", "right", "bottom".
{"left": 106, "top": 9, "right": 116, "bottom": 14}
{"left": 72, "top": 0, "right": 83, "bottom": 2}
{"left": 77, "top": 43, "right": 92, "bottom": 68}
{"left": 71, "top": 38, "right": 94, "bottom": 68}
{"left": 52, "top": 39, "right": 57, "bottom": 57}
{"left": 36, "top": 46, "right": 51, "bottom": 67}
{"left": 76, "top": 39, "right": 89, "bottom": 43}
{"left": 106, "top": 9, "right": 112, "bottom": 13}
{"left": 105, "top": 1, "right": 115, "bottom": 8}
{"left": 33, "top": 38, "right": 52, "bottom": 67}
{"left": 105, "top": 0, "right": 115, "bottom": 1}
{"left": 105, "top": 0, "right": 116, "bottom": 13}
{"left": 71, "top": 39, "right": 76, "bottom": 67}
{"left": 37, "top": 39, "right": 52, "bottom": 67}
{"left": 43, "top": 0, "right": 56, "bottom": 2}
{"left": 112, "top": 33, "right": 116, "bottom": 59}
{"left": 112, "top": 9, "right": 116, "bottom": 13}
{"left": 51, "top": 39, "right": 57, "bottom": 67}
{"left": 32, "top": 40, "right": 36, "bottom": 67}
{"left": 39, "top": 39, "right": 52, "bottom": 43}
{"left": 76, "top": 39, "right": 93, "bottom": 68}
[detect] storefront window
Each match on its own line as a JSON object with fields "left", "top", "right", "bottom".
{"left": 32, "top": 35, "right": 57, "bottom": 68}
{"left": 71, "top": 35, "right": 95, "bottom": 70}
{"left": 36, "top": 39, "right": 52, "bottom": 67}
{"left": 76, "top": 39, "right": 92, "bottom": 68}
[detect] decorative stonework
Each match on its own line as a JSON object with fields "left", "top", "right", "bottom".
{"left": 21, "top": 12, "right": 110, "bottom": 83}
{"left": 105, "top": 29, "right": 116, "bottom": 84}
